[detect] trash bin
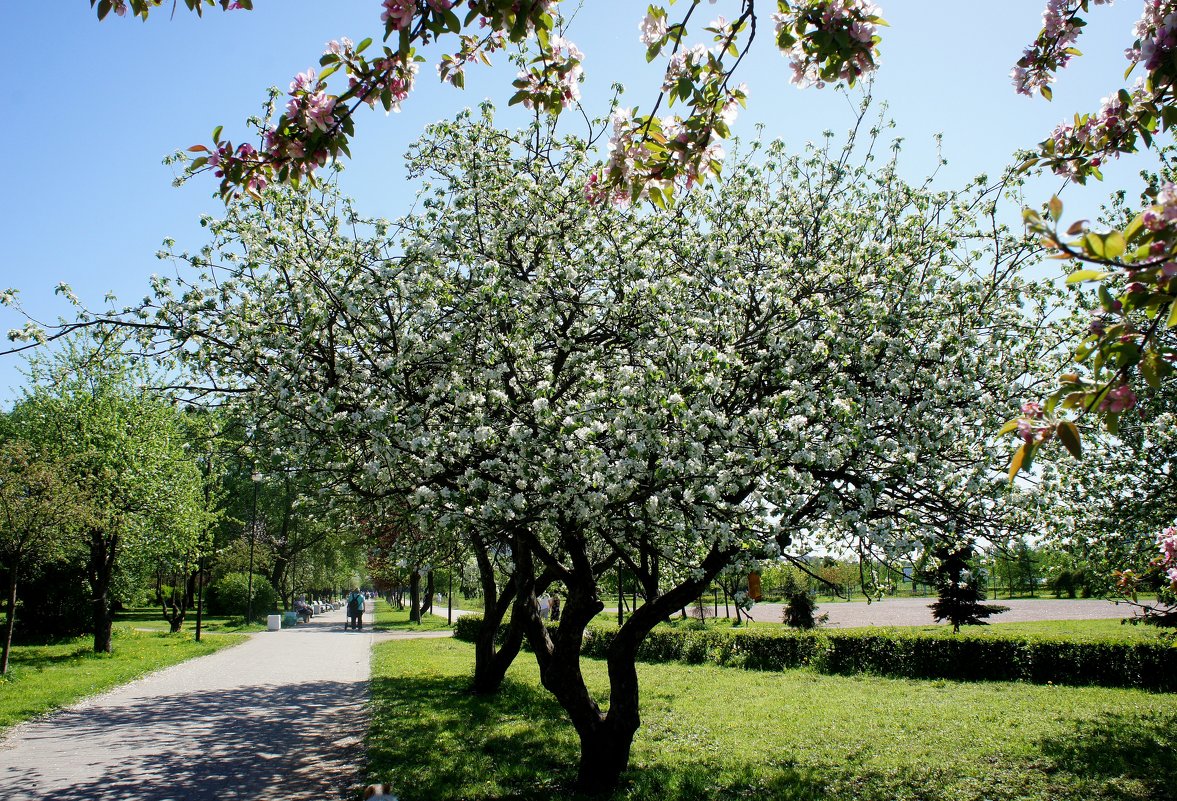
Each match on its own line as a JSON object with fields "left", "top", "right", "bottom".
{"left": 282, "top": 611, "right": 299, "bottom": 627}
{"left": 267, "top": 614, "right": 281, "bottom": 631}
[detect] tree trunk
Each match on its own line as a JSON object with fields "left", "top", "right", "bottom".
{"left": 89, "top": 530, "right": 117, "bottom": 654}
{"left": 420, "top": 570, "right": 435, "bottom": 616}
{"left": 515, "top": 532, "right": 736, "bottom": 794}
{"left": 408, "top": 569, "right": 421, "bottom": 623}
{"left": 469, "top": 533, "right": 523, "bottom": 695}
{"left": 2, "top": 565, "right": 19, "bottom": 675}
{"left": 269, "top": 554, "right": 288, "bottom": 610}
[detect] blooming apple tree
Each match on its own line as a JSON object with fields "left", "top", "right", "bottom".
{"left": 68, "top": 104, "right": 1060, "bottom": 789}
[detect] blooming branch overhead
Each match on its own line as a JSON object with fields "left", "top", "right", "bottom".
{"left": 92, "top": 1, "right": 885, "bottom": 203}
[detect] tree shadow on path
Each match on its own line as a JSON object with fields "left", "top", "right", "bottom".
{"left": 1, "top": 680, "right": 366, "bottom": 801}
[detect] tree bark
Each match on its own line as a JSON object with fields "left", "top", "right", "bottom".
{"left": 420, "top": 570, "right": 435, "bottom": 616}
{"left": 514, "top": 531, "right": 736, "bottom": 794}
{"left": 469, "top": 532, "right": 523, "bottom": 695}
{"left": 408, "top": 569, "right": 421, "bottom": 623}
{"left": 89, "top": 530, "right": 117, "bottom": 654}
{"left": 2, "top": 564, "right": 19, "bottom": 675}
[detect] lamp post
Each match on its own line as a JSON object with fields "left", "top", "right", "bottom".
{"left": 245, "top": 471, "right": 261, "bottom": 624}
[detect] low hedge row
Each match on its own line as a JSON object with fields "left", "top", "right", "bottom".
{"left": 454, "top": 615, "right": 1176, "bottom": 692}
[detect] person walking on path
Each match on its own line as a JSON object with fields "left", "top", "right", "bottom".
{"left": 346, "top": 588, "right": 366, "bottom": 631}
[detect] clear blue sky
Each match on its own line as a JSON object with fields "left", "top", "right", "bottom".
{"left": 0, "top": 1, "right": 1156, "bottom": 403}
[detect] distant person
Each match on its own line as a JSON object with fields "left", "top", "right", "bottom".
{"left": 346, "top": 588, "right": 365, "bottom": 631}
{"left": 550, "top": 595, "right": 561, "bottom": 622}
{"left": 538, "top": 593, "right": 550, "bottom": 620}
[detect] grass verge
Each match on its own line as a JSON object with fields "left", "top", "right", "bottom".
{"left": 0, "top": 625, "right": 245, "bottom": 732}
{"left": 367, "top": 637, "right": 1177, "bottom": 801}
{"left": 113, "top": 606, "right": 267, "bottom": 633}
{"left": 372, "top": 598, "right": 454, "bottom": 633}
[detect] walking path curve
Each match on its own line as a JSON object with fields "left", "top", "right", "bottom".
{"left": 0, "top": 605, "right": 446, "bottom": 801}
{"left": 744, "top": 597, "right": 1134, "bottom": 627}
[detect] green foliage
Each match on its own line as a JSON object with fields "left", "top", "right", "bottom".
{"left": 452, "top": 613, "right": 486, "bottom": 643}
{"left": 782, "top": 591, "right": 823, "bottom": 629}
{"left": 8, "top": 560, "right": 92, "bottom": 640}
{"left": 207, "top": 571, "right": 278, "bottom": 621}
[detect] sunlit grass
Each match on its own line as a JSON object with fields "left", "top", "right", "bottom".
{"left": 0, "top": 625, "right": 245, "bottom": 732}
{"left": 367, "top": 637, "right": 1177, "bottom": 801}
{"left": 372, "top": 598, "right": 454, "bottom": 633}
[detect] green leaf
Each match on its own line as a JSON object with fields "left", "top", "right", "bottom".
{"left": 1008, "top": 442, "right": 1030, "bottom": 482}
{"left": 1049, "top": 196, "right": 1063, "bottom": 221}
{"left": 1105, "top": 411, "right": 1121, "bottom": 435}
{"left": 356, "top": 37, "right": 372, "bottom": 53}
{"left": 1098, "top": 284, "right": 1115, "bottom": 311}
{"left": 997, "top": 418, "right": 1021, "bottom": 437}
{"left": 1084, "top": 232, "right": 1106, "bottom": 258}
{"left": 1057, "top": 421, "right": 1082, "bottom": 459}
{"left": 212, "top": 125, "right": 223, "bottom": 144}
{"left": 1124, "top": 213, "right": 1145, "bottom": 243}
{"left": 1065, "top": 269, "right": 1110, "bottom": 284}
{"left": 1142, "top": 350, "right": 1161, "bottom": 387}
{"left": 1104, "top": 230, "right": 1126, "bottom": 259}
{"left": 1168, "top": 299, "right": 1177, "bottom": 328}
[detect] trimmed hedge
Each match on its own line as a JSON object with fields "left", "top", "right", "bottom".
{"left": 454, "top": 615, "right": 1177, "bottom": 692}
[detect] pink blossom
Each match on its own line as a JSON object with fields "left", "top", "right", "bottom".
{"left": 1016, "top": 418, "right": 1038, "bottom": 444}
{"left": 639, "top": 9, "right": 667, "bottom": 45}
{"left": 1021, "top": 401, "right": 1044, "bottom": 418}
{"left": 1099, "top": 384, "right": 1137, "bottom": 414}
{"left": 290, "top": 69, "right": 316, "bottom": 95}
{"left": 381, "top": 0, "right": 415, "bottom": 31}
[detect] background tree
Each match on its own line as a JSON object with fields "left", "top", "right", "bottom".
{"left": 0, "top": 439, "right": 83, "bottom": 673}
{"left": 927, "top": 542, "right": 1008, "bottom": 633}
{"left": 10, "top": 334, "right": 206, "bottom": 653}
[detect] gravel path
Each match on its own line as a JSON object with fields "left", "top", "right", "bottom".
{"left": 0, "top": 605, "right": 446, "bottom": 801}
{"left": 744, "top": 597, "right": 1134, "bottom": 627}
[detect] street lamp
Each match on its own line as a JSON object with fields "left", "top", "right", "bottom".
{"left": 245, "top": 470, "right": 261, "bottom": 623}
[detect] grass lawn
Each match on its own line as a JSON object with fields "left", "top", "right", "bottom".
{"left": 0, "top": 625, "right": 245, "bottom": 733}
{"left": 897, "top": 618, "right": 1175, "bottom": 643}
{"left": 367, "top": 637, "right": 1177, "bottom": 801}
{"left": 113, "top": 606, "right": 267, "bottom": 634}
{"left": 373, "top": 598, "right": 455, "bottom": 633}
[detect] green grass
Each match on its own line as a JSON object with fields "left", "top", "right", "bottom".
{"left": 367, "top": 637, "right": 1177, "bottom": 801}
{"left": 0, "top": 625, "right": 245, "bottom": 732}
{"left": 892, "top": 618, "right": 1175, "bottom": 643}
{"left": 372, "top": 598, "right": 454, "bottom": 632}
{"left": 113, "top": 606, "right": 267, "bottom": 633}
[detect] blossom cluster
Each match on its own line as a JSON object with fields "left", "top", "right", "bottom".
{"left": 1127, "top": 0, "right": 1177, "bottom": 71}
{"left": 1007, "top": 189, "right": 1177, "bottom": 478}
{"left": 1158, "top": 526, "right": 1177, "bottom": 588}
{"left": 1011, "top": 0, "right": 1111, "bottom": 97}
{"left": 511, "top": 34, "right": 583, "bottom": 113}
{"left": 773, "top": 0, "right": 884, "bottom": 88}
{"left": 94, "top": 0, "right": 248, "bottom": 21}
{"left": 1043, "top": 84, "right": 1147, "bottom": 179}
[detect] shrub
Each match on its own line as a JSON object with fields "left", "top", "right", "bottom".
{"left": 454, "top": 615, "right": 1177, "bottom": 691}
{"left": 207, "top": 572, "right": 278, "bottom": 621}
{"left": 783, "top": 591, "right": 825, "bottom": 629}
